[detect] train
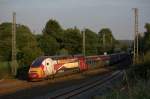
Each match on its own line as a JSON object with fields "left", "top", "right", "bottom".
{"left": 28, "top": 52, "right": 131, "bottom": 81}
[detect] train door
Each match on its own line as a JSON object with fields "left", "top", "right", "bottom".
{"left": 79, "top": 57, "right": 88, "bottom": 71}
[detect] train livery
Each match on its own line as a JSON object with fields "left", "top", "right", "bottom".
{"left": 28, "top": 56, "right": 87, "bottom": 80}
{"left": 28, "top": 52, "right": 131, "bottom": 80}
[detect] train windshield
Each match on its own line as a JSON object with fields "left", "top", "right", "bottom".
{"left": 31, "top": 57, "right": 45, "bottom": 67}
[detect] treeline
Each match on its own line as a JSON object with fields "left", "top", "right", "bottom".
{"left": 0, "top": 19, "right": 128, "bottom": 67}
{"left": 133, "top": 23, "right": 150, "bottom": 79}
{"left": 97, "top": 23, "right": 150, "bottom": 99}
{"left": 37, "top": 19, "right": 121, "bottom": 56}
{"left": 135, "top": 23, "right": 150, "bottom": 64}
{"left": 139, "top": 23, "right": 150, "bottom": 54}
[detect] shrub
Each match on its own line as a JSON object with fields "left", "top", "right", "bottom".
{"left": 0, "top": 61, "right": 11, "bottom": 78}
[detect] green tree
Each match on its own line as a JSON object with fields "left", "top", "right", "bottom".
{"left": 36, "top": 35, "right": 59, "bottom": 56}
{"left": 143, "top": 23, "right": 150, "bottom": 52}
{"left": 98, "top": 28, "right": 115, "bottom": 54}
{"left": 145, "top": 23, "right": 150, "bottom": 33}
{"left": 84, "top": 28, "right": 99, "bottom": 55}
{"left": 43, "top": 19, "right": 63, "bottom": 43}
{"left": 58, "top": 48, "right": 69, "bottom": 56}
{"left": 63, "top": 27, "right": 82, "bottom": 55}
{"left": 0, "top": 23, "right": 42, "bottom": 66}
{"left": 0, "top": 23, "right": 12, "bottom": 61}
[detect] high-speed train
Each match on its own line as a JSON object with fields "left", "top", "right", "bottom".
{"left": 28, "top": 52, "right": 131, "bottom": 81}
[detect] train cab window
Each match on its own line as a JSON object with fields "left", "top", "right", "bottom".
{"left": 32, "top": 57, "right": 45, "bottom": 67}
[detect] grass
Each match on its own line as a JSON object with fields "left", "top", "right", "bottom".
{"left": 93, "top": 78, "right": 150, "bottom": 99}
{"left": 131, "top": 80, "right": 150, "bottom": 99}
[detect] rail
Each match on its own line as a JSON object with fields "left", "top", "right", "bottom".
{"left": 49, "top": 71, "right": 122, "bottom": 99}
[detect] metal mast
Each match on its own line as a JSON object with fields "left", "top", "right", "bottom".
{"left": 103, "top": 33, "right": 106, "bottom": 50}
{"left": 133, "top": 8, "right": 139, "bottom": 64}
{"left": 12, "top": 12, "right": 18, "bottom": 75}
{"left": 82, "top": 30, "right": 85, "bottom": 56}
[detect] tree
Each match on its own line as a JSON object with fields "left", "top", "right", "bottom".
{"left": 98, "top": 28, "right": 115, "bottom": 54}
{"left": 84, "top": 28, "right": 99, "bottom": 55}
{"left": 43, "top": 19, "right": 63, "bottom": 43}
{"left": 36, "top": 35, "right": 59, "bottom": 56}
{"left": 63, "top": 27, "right": 82, "bottom": 55}
{"left": 145, "top": 23, "right": 150, "bottom": 33}
{"left": 143, "top": 23, "right": 150, "bottom": 52}
{"left": 0, "top": 22, "right": 43, "bottom": 66}
{"left": 0, "top": 23, "right": 12, "bottom": 61}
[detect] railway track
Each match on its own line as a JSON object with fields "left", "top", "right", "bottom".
{"left": 48, "top": 70, "right": 122, "bottom": 99}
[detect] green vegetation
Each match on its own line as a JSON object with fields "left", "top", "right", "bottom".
{"left": 98, "top": 28, "right": 115, "bottom": 54}
{"left": 0, "top": 19, "right": 131, "bottom": 78}
{"left": 0, "top": 61, "right": 11, "bottom": 78}
{"left": 63, "top": 27, "right": 82, "bottom": 55}
{"left": 84, "top": 28, "right": 99, "bottom": 55}
{"left": 36, "top": 34, "right": 59, "bottom": 55}
{"left": 95, "top": 53, "right": 150, "bottom": 99}
{"left": 98, "top": 23, "right": 150, "bottom": 99}
{"left": 0, "top": 23, "right": 43, "bottom": 77}
{"left": 98, "top": 81, "right": 150, "bottom": 99}
{"left": 36, "top": 19, "right": 125, "bottom": 56}
{"left": 0, "top": 18, "right": 149, "bottom": 99}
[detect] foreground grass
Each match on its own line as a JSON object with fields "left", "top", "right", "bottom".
{"left": 98, "top": 52, "right": 150, "bottom": 99}
{"left": 98, "top": 79, "right": 150, "bottom": 99}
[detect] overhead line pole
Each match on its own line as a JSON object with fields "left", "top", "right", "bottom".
{"left": 12, "top": 12, "right": 16, "bottom": 57}
{"left": 133, "top": 8, "right": 136, "bottom": 64}
{"left": 12, "top": 12, "right": 18, "bottom": 76}
{"left": 133, "top": 8, "right": 139, "bottom": 64}
{"left": 135, "top": 8, "right": 139, "bottom": 61}
{"left": 103, "top": 33, "right": 105, "bottom": 50}
{"left": 82, "top": 30, "right": 85, "bottom": 56}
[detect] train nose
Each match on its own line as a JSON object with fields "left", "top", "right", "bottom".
{"left": 28, "top": 67, "right": 41, "bottom": 80}
{"left": 29, "top": 73, "right": 39, "bottom": 78}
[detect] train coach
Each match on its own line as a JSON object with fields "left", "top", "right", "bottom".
{"left": 28, "top": 52, "right": 131, "bottom": 81}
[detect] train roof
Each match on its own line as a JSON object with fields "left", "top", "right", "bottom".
{"left": 31, "top": 55, "right": 81, "bottom": 65}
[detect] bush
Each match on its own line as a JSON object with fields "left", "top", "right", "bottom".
{"left": 16, "top": 65, "right": 30, "bottom": 80}
{"left": 99, "top": 80, "right": 150, "bottom": 99}
{"left": 143, "top": 51, "right": 150, "bottom": 66}
{"left": 0, "top": 61, "right": 11, "bottom": 78}
{"left": 126, "top": 52, "right": 150, "bottom": 82}
{"left": 97, "top": 51, "right": 150, "bottom": 99}
{"left": 131, "top": 81, "right": 150, "bottom": 99}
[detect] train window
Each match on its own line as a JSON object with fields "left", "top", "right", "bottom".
{"left": 31, "top": 57, "right": 44, "bottom": 67}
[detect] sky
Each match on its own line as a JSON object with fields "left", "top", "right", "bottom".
{"left": 0, "top": 0, "right": 150, "bottom": 40}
